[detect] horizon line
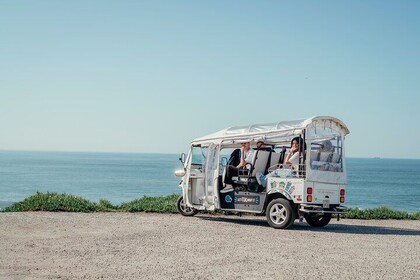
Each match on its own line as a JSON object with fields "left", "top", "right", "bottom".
{"left": 1, "top": 149, "right": 419, "bottom": 160}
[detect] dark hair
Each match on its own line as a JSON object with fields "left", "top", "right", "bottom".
{"left": 291, "top": 136, "right": 306, "bottom": 151}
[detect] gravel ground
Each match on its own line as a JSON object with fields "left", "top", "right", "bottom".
{"left": 0, "top": 212, "right": 419, "bottom": 280}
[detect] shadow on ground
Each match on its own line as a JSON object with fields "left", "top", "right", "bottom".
{"left": 197, "top": 215, "right": 420, "bottom": 236}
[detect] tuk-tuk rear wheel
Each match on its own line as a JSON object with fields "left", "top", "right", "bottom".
{"left": 176, "top": 196, "right": 198, "bottom": 216}
{"left": 304, "top": 213, "right": 332, "bottom": 227}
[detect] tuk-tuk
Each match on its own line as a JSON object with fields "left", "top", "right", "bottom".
{"left": 175, "top": 116, "right": 349, "bottom": 229}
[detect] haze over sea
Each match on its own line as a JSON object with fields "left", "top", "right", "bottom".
{"left": 0, "top": 151, "right": 419, "bottom": 213}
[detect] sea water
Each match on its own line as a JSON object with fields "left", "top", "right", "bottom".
{"left": 0, "top": 151, "right": 419, "bottom": 212}
{"left": 0, "top": 151, "right": 181, "bottom": 209}
{"left": 347, "top": 158, "right": 419, "bottom": 213}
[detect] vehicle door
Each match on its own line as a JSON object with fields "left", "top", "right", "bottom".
{"left": 186, "top": 145, "right": 207, "bottom": 206}
{"left": 203, "top": 143, "right": 219, "bottom": 206}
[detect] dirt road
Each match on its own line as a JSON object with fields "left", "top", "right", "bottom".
{"left": 0, "top": 212, "right": 419, "bottom": 279}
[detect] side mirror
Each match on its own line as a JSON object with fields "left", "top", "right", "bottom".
{"left": 179, "top": 153, "right": 186, "bottom": 164}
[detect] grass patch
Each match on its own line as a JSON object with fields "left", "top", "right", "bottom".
{"left": 1, "top": 192, "right": 179, "bottom": 213}
{"left": 342, "top": 206, "right": 420, "bottom": 220}
{"left": 119, "top": 194, "right": 179, "bottom": 213}
{"left": 2, "top": 193, "right": 419, "bottom": 220}
{"left": 3, "top": 192, "right": 98, "bottom": 212}
{"left": 96, "top": 199, "right": 120, "bottom": 212}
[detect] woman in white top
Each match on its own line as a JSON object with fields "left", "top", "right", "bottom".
{"left": 284, "top": 136, "right": 305, "bottom": 165}
{"left": 256, "top": 137, "right": 306, "bottom": 187}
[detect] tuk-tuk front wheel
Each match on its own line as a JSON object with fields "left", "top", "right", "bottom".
{"left": 176, "top": 196, "right": 198, "bottom": 216}
{"left": 304, "top": 213, "right": 332, "bottom": 227}
{"left": 266, "top": 198, "right": 295, "bottom": 229}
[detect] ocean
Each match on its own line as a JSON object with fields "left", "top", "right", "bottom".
{"left": 0, "top": 151, "right": 419, "bottom": 212}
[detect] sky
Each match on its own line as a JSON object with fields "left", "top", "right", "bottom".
{"left": 1, "top": 1, "right": 419, "bottom": 158}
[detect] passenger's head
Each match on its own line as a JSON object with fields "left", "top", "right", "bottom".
{"left": 256, "top": 140, "right": 264, "bottom": 149}
{"left": 291, "top": 136, "right": 306, "bottom": 151}
{"left": 320, "top": 140, "right": 333, "bottom": 152}
{"left": 241, "top": 141, "right": 251, "bottom": 150}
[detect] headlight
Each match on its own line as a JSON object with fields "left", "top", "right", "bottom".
{"left": 175, "top": 169, "right": 186, "bottom": 177}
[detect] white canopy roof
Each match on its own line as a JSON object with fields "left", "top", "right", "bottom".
{"left": 192, "top": 116, "right": 349, "bottom": 145}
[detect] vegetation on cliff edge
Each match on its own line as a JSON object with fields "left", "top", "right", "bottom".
{"left": 2, "top": 192, "right": 419, "bottom": 220}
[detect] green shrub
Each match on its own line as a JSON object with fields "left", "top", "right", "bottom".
{"left": 2, "top": 192, "right": 181, "bottom": 213}
{"left": 3, "top": 193, "right": 419, "bottom": 220}
{"left": 96, "top": 199, "right": 119, "bottom": 212}
{"left": 343, "top": 206, "right": 419, "bottom": 220}
{"left": 411, "top": 212, "right": 420, "bottom": 220}
{"left": 119, "top": 194, "right": 179, "bottom": 213}
{"left": 3, "top": 192, "right": 97, "bottom": 212}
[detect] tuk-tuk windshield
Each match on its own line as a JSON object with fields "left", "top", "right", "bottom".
{"left": 191, "top": 146, "right": 208, "bottom": 166}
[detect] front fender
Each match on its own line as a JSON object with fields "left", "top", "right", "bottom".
{"left": 267, "top": 188, "right": 293, "bottom": 201}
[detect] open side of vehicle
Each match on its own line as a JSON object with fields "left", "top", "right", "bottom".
{"left": 175, "top": 116, "right": 350, "bottom": 229}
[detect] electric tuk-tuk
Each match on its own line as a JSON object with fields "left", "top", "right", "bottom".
{"left": 175, "top": 116, "right": 349, "bottom": 229}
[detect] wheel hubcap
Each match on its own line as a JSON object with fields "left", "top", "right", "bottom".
{"left": 180, "top": 200, "right": 192, "bottom": 213}
{"left": 270, "top": 204, "right": 287, "bottom": 224}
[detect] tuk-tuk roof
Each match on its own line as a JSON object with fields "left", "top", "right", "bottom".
{"left": 192, "top": 116, "right": 349, "bottom": 145}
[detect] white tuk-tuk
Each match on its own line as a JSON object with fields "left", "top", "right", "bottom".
{"left": 175, "top": 116, "right": 350, "bottom": 229}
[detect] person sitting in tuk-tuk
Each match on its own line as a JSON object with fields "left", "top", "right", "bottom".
{"left": 284, "top": 136, "right": 306, "bottom": 165}
{"left": 221, "top": 141, "right": 254, "bottom": 192}
{"left": 256, "top": 137, "right": 306, "bottom": 187}
{"left": 255, "top": 140, "right": 275, "bottom": 152}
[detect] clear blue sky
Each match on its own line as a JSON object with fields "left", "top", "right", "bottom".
{"left": 1, "top": 1, "right": 419, "bottom": 158}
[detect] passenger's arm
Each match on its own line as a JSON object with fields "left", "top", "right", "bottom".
{"left": 284, "top": 145, "right": 299, "bottom": 164}
{"left": 236, "top": 147, "right": 247, "bottom": 168}
{"left": 284, "top": 150, "right": 293, "bottom": 164}
{"left": 237, "top": 155, "right": 246, "bottom": 168}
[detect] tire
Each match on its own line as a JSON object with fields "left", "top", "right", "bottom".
{"left": 265, "top": 198, "right": 295, "bottom": 229}
{"left": 176, "top": 196, "right": 198, "bottom": 216}
{"left": 304, "top": 213, "right": 332, "bottom": 227}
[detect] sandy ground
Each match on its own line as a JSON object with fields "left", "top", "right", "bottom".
{"left": 0, "top": 212, "right": 419, "bottom": 280}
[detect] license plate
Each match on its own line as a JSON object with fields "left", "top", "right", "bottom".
{"left": 323, "top": 199, "right": 330, "bottom": 209}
